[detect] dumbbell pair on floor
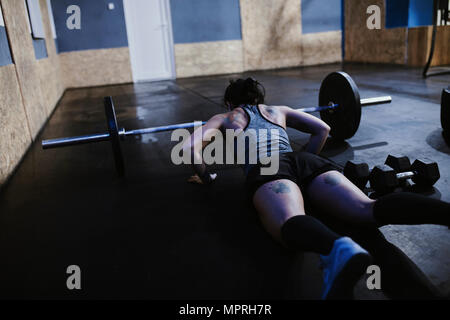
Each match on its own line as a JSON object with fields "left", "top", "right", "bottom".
{"left": 344, "top": 155, "right": 441, "bottom": 195}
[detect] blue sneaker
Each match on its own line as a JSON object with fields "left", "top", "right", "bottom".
{"left": 320, "top": 237, "right": 372, "bottom": 300}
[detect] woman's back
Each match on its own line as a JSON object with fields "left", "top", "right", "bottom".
{"left": 221, "top": 104, "right": 285, "bottom": 131}
{"left": 221, "top": 104, "right": 293, "bottom": 174}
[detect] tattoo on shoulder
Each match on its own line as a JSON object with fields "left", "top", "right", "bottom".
{"left": 224, "top": 114, "right": 235, "bottom": 126}
{"left": 324, "top": 174, "right": 341, "bottom": 187}
{"left": 270, "top": 181, "right": 291, "bottom": 194}
{"left": 266, "top": 107, "right": 277, "bottom": 115}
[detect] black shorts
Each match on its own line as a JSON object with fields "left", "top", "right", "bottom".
{"left": 245, "top": 151, "right": 342, "bottom": 198}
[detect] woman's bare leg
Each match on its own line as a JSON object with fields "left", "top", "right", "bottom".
{"left": 306, "top": 170, "right": 377, "bottom": 226}
{"left": 307, "top": 171, "right": 445, "bottom": 298}
{"left": 252, "top": 179, "right": 349, "bottom": 256}
{"left": 253, "top": 179, "right": 371, "bottom": 299}
{"left": 306, "top": 170, "right": 450, "bottom": 227}
{"left": 252, "top": 179, "right": 306, "bottom": 243}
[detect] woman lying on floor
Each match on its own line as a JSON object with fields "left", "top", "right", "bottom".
{"left": 183, "top": 77, "right": 450, "bottom": 299}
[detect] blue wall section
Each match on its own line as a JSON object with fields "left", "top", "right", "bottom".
{"left": 50, "top": 0, "right": 128, "bottom": 52}
{"left": 386, "top": 0, "right": 410, "bottom": 28}
{"left": 170, "top": 0, "right": 241, "bottom": 44}
{"left": 341, "top": 0, "right": 345, "bottom": 59}
{"left": 33, "top": 38, "right": 48, "bottom": 60}
{"left": 386, "top": 0, "right": 434, "bottom": 29}
{"left": 301, "top": 0, "right": 342, "bottom": 34}
{"left": 408, "top": 0, "right": 433, "bottom": 27}
{"left": 0, "top": 26, "right": 13, "bottom": 66}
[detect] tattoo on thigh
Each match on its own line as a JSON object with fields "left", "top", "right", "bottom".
{"left": 324, "top": 174, "right": 341, "bottom": 186}
{"left": 270, "top": 181, "right": 291, "bottom": 194}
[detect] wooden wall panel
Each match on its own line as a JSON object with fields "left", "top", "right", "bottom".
{"left": 1, "top": 0, "right": 48, "bottom": 137}
{"left": 408, "top": 26, "right": 450, "bottom": 67}
{"left": 0, "top": 64, "right": 32, "bottom": 185}
{"left": 174, "top": 40, "right": 244, "bottom": 78}
{"left": 301, "top": 31, "right": 342, "bottom": 66}
{"left": 59, "top": 47, "right": 133, "bottom": 88}
{"left": 36, "top": 0, "right": 64, "bottom": 114}
{"left": 239, "top": 0, "right": 342, "bottom": 72}
{"left": 345, "top": 0, "right": 407, "bottom": 64}
{"left": 240, "top": 0, "right": 304, "bottom": 70}
{"left": 0, "top": 0, "right": 64, "bottom": 186}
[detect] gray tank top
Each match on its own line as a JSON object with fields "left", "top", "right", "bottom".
{"left": 237, "top": 105, "right": 293, "bottom": 175}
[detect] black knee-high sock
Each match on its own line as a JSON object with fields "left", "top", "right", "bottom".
{"left": 373, "top": 192, "right": 450, "bottom": 227}
{"left": 280, "top": 215, "right": 341, "bottom": 255}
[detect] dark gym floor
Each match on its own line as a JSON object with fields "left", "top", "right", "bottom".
{"left": 0, "top": 63, "right": 448, "bottom": 299}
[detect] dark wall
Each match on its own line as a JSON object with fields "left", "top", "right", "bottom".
{"left": 50, "top": 0, "right": 128, "bottom": 52}
{"left": 386, "top": 0, "right": 434, "bottom": 28}
{"left": 408, "top": 0, "right": 433, "bottom": 27}
{"left": 170, "top": 0, "right": 242, "bottom": 43}
{"left": 386, "top": 0, "right": 410, "bottom": 28}
{"left": 0, "top": 26, "right": 13, "bottom": 66}
{"left": 301, "top": 0, "right": 342, "bottom": 34}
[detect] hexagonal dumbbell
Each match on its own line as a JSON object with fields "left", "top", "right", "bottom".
{"left": 369, "top": 159, "right": 440, "bottom": 194}
{"left": 409, "top": 159, "right": 440, "bottom": 187}
{"left": 369, "top": 164, "right": 399, "bottom": 194}
{"left": 385, "top": 155, "right": 411, "bottom": 172}
{"left": 385, "top": 155, "right": 412, "bottom": 188}
{"left": 385, "top": 155, "right": 440, "bottom": 188}
{"left": 343, "top": 160, "right": 370, "bottom": 190}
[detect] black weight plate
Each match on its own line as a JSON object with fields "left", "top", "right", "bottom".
{"left": 104, "top": 96, "right": 125, "bottom": 177}
{"left": 441, "top": 88, "right": 449, "bottom": 132}
{"left": 319, "top": 72, "right": 361, "bottom": 140}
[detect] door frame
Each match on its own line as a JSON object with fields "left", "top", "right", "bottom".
{"left": 123, "top": 0, "right": 176, "bottom": 82}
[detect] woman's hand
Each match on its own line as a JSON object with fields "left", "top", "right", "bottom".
{"left": 183, "top": 114, "right": 224, "bottom": 185}
{"left": 187, "top": 173, "right": 217, "bottom": 184}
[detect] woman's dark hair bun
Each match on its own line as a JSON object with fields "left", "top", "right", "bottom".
{"left": 244, "top": 77, "right": 255, "bottom": 86}
{"left": 244, "top": 77, "right": 258, "bottom": 91}
{"left": 224, "top": 77, "right": 265, "bottom": 109}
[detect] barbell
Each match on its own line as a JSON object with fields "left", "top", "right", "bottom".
{"left": 42, "top": 71, "right": 392, "bottom": 176}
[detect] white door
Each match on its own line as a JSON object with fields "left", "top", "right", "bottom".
{"left": 123, "top": 0, "right": 175, "bottom": 82}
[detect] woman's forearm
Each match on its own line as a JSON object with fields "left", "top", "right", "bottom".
{"left": 305, "top": 130, "right": 329, "bottom": 154}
